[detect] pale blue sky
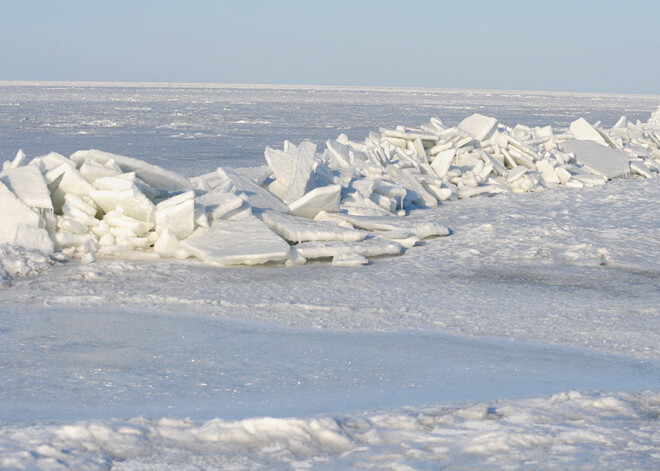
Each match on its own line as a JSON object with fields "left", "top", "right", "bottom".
{"left": 2, "top": 0, "right": 659, "bottom": 93}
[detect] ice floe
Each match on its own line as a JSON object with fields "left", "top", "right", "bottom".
{"left": 2, "top": 105, "right": 660, "bottom": 270}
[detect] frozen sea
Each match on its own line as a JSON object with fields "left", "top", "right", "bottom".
{"left": 1, "top": 82, "right": 660, "bottom": 469}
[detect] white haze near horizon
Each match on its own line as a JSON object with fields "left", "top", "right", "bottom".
{"left": 2, "top": 0, "right": 660, "bottom": 93}
{"left": 1, "top": 83, "right": 660, "bottom": 469}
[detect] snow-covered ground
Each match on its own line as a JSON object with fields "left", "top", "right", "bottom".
{"left": 1, "top": 82, "right": 660, "bottom": 469}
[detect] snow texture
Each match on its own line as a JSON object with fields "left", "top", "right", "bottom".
{"left": 1, "top": 390, "right": 659, "bottom": 470}
{"left": 1, "top": 84, "right": 660, "bottom": 470}
{"left": 0, "top": 243, "right": 65, "bottom": 287}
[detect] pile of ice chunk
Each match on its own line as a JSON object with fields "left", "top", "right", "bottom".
{"left": 0, "top": 148, "right": 446, "bottom": 268}
{"left": 2, "top": 106, "right": 660, "bottom": 269}
{"left": 263, "top": 109, "right": 660, "bottom": 218}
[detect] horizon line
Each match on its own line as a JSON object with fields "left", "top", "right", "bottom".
{"left": 1, "top": 80, "right": 659, "bottom": 98}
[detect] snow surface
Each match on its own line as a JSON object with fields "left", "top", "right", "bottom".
{"left": 1, "top": 83, "right": 660, "bottom": 469}
{"left": 2, "top": 390, "right": 660, "bottom": 470}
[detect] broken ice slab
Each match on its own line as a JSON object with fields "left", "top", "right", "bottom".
{"left": 218, "top": 167, "right": 289, "bottom": 214}
{"left": 0, "top": 165, "right": 53, "bottom": 210}
{"left": 155, "top": 191, "right": 195, "bottom": 240}
{"left": 31, "top": 152, "right": 76, "bottom": 173}
{"left": 261, "top": 210, "right": 365, "bottom": 243}
{"left": 326, "top": 139, "right": 352, "bottom": 168}
{"left": 264, "top": 146, "right": 295, "bottom": 186}
{"left": 286, "top": 246, "right": 307, "bottom": 267}
{"left": 90, "top": 186, "right": 156, "bottom": 222}
{"left": 387, "top": 167, "right": 438, "bottom": 208}
{"left": 371, "top": 230, "right": 420, "bottom": 248}
{"left": 294, "top": 237, "right": 404, "bottom": 260}
{"left": 341, "top": 192, "right": 394, "bottom": 216}
{"left": 45, "top": 163, "right": 95, "bottom": 211}
{"left": 536, "top": 159, "right": 560, "bottom": 185}
{"left": 555, "top": 167, "right": 572, "bottom": 185}
{"left": 0, "top": 181, "right": 42, "bottom": 245}
{"left": 104, "top": 210, "right": 154, "bottom": 236}
{"left": 430, "top": 148, "right": 456, "bottom": 178}
{"left": 63, "top": 193, "right": 98, "bottom": 219}
{"left": 569, "top": 118, "right": 608, "bottom": 146}
{"left": 380, "top": 128, "right": 439, "bottom": 143}
{"left": 2, "top": 149, "right": 27, "bottom": 170}
{"left": 630, "top": 161, "right": 654, "bottom": 178}
{"left": 222, "top": 202, "right": 252, "bottom": 221}
{"left": 458, "top": 113, "right": 498, "bottom": 141}
{"left": 196, "top": 186, "right": 245, "bottom": 220}
{"left": 53, "top": 231, "right": 97, "bottom": 251}
{"left": 382, "top": 136, "right": 408, "bottom": 149}
{"left": 70, "top": 149, "right": 191, "bottom": 192}
{"left": 562, "top": 139, "right": 630, "bottom": 180}
{"left": 458, "top": 184, "right": 508, "bottom": 199}
{"left": 422, "top": 183, "right": 453, "bottom": 203}
{"left": 57, "top": 216, "right": 89, "bottom": 235}
{"left": 288, "top": 184, "right": 341, "bottom": 219}
{"left": 283, "top": 140, "right": 317, "bottom": 204}
{"left": 506, "top": 148, "right": 536, "bottom": 170}
{"left": 153, "top": 229, "right": 190, "bottom": 259}
{"left": 479, "top": 149, "right": 508, "bottom": 177}
{"left": 79, "top": 161, "right": 122, "bottom": 184}
{"left": 571, "top": 173, "right": 607, "bottom": 186}
{"left": 181, "top": 216, "right": 291, "bottom": 266}
{"left": 331, "top": 253, "right": 369, "bottom": 267}
{"left": 13, "top": 224, "right": 54, "bottom": 252}
{"left": 236, "top": 166, "right": 271, "bottom": 186}
{"left": 190, "top": 170, "right": 232, "bottom": 192}
{"left": 506, "top": 165, "right": 527, "bottom": 183}
{"left": 316, "top": 211, "right": 449, "bottom": 240}
{"left": 373, "top": 181, "right": 407, "bottom": 201}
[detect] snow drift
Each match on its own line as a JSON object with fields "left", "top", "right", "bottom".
{"left": 1, "top": 107, "right": 660, "bottom": 277}
{"left": 2, "top": 390, "right": 659, "bottom": 470}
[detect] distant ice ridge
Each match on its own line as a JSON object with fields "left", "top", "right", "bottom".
{"left": 1, "top": 106, "right": 659, "bottom": 274}
{"left": 1, "top": 389, "right": 659, "bottom": 470}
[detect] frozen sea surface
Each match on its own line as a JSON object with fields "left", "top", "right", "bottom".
{"left": 1, "top": 82, "right": 660, "bottom": 469}
{"left": 3, "top": 304, "right": 659, "bottom": 425}
{"left": 1, "top": 81, "right": 659, "bottom": 175}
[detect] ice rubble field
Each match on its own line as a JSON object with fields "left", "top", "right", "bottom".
{"left": 1, "top": 83, "right": 660, "bottom": 469}
{"left": 2, "top": 96, "right": 660, "bottom": 277}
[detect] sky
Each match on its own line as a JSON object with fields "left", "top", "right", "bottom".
{"left": 2, "top": 0, "right": 660, "bottom": 94}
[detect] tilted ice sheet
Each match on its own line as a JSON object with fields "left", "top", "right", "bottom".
{"left": 181, "top": 216, "right": 291, "bottom": 266}
{"left": 563, "top": 139, "right": 631, "bottom": 179}
{"left": 260, "top": 210, "right": 365, "bottom": 243}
